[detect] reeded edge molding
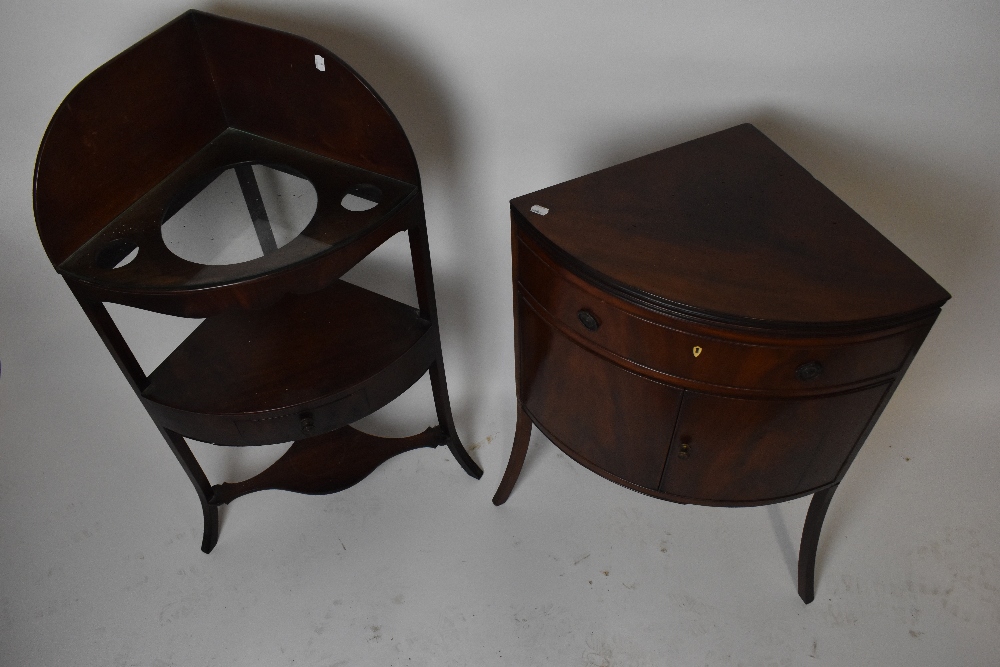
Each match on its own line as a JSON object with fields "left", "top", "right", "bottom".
{"left": 513, "top": 209, "right": 947, "bottom": 337}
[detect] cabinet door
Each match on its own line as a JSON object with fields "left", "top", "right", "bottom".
{"left": 519, "top": 297, "right": 683, "bottom": 490}
{"left": 659, "top": 385, "right": 890, "bottom": 503}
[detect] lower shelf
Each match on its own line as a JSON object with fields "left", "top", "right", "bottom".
{"left": 209, "top": 425, "right": 445, "bottom": 505}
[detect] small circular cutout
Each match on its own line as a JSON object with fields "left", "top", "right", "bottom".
{"left": 95, "top": 239, "right": 139, "bottom": 270}
{"left": 340, "top": 183, "right": 382, "bottom": 212}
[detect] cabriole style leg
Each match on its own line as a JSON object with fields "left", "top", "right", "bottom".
{"left": 429, "top": 356, "right": 482, "bottom": 479}
{"left": 72, "top": 292, "right": 221, "bottom": 553}
{"left": 798, "top": 483, "right": 839, "bottom": 603}
{"left": 408, "top": 218, "right": 482, "bottom": 480}
{"left": 158, "top": 427, "right": 220, "bottom": 554}
{"left": 492, "top": 404, "right": 533, "bottom": 506}
{"left": 40, "top": 12, "right": 491, "bottom": 554}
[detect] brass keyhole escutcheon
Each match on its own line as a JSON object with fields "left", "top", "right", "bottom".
{"left": 692, "top": 345, "right": 702, "bottom": 358}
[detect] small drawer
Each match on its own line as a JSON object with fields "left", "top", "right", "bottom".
{"left": 516, "top": 236, "right": 926, "bottom": 391}
{"left": 235, "top": 390, "right": 370, "bottom": 445}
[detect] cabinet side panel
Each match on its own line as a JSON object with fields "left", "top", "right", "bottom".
{"left": 194, "top": 13, "right": 419, "bottom": 183}
{"left": 35, "top": 15, "right": 226, "bottom": 265}
{"left": 519, "top": 297, "right": 683, "bottom": 490}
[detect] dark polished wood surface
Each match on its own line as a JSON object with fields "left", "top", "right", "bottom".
{"left": 511, "top": 124, "right": 949, "bottom": 329}
{"left": 58, "top": 130, "right": 417, "bottom": 294}
{"left": 209, "top": 426, "right": 446, "bottom": 505}
{"left": 658, "top": 385, "right": 889, "bottom": 502}
{"left": 516, "top": 231, "right": 935, "bottom": 396}
{"left": 141, "top": 280, "right": 436, "bottom": 447}
{"left": 35, "top": 11, "right": 480, "bottom": 553}
{"left": 34, "top": 14, "right": 226, "bottom": 266}
{"left": 519, "top": 297, "right": 683, "bottom": 490}
{"left": 496, "top": 124, "right": 948, "bottom": 602}
{"left": 34, "top": 11, "right": 417, "bottom": 268}
{"left": 195, "top": 13, "right": 420, "bottom": 184}
{"left": 145, "top": 280, "right": 427, "bottom": 414}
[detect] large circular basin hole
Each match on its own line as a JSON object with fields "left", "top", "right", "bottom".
{"left": 340, "top": 183, "right": 382, "bottom": 212}
{"left": 161, "top": 164, "right": 317, "bottom": 266}
{"left": 95, "top": 239, "right": 139, "bottom": 270}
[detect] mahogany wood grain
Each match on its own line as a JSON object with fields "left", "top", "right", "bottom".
{"left": 517, "top": 233, "right": 935, "bottom": 394}
{"left": 496, "top": 123, "right": 949, "bottom": 602}
{"left": 34, "top": 14, "right": 225, "bottom": 266}
{"left": 66, "top": 196, "right": 422, "bottom": 319}
{"left": 408, "top": 216, "right": 483, "bottom": 478}
{"left": 209, "top": 426, "right": 444, "bottom": 505}
{"left": 193, "top": 12, "right": 420, "bottom": 184}
{"left": 511, "top": 124, "right": 949, "bottom": 329}
{"left": 146, "top": 280, "right": 425, "bottom": 414}
{"left": 798, "top": 483, "right": 839, "bottom": 604}
{"left": 36, "top": 11, "right": 479, "bottom": 552}
{"left": 492, "top": 404, "right": 533, "bottom": 506}
{"left": 141, "top": 280, "right": 437, "bottom": 446}
{"left": 55, "top": 129, "right": 418, "bottom": 316}
{"left": 160, "top": 427, "right": 220, "bottom": 554}
{"left": 658, "top": 385, "right": 890, "bottom": 502}
{"left": 520, "top": 297, "right": 684, "bottom": 489}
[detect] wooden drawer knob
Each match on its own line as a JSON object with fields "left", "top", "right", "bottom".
{"left": 577, "top": 309, "right": 600, "bottom": 331}
{"left": 796, "top": 361, "right": 824, "bottom": 381}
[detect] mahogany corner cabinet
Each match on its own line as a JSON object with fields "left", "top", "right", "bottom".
{"left": 34, "top": 11, "right": 481, "bottom": 553}
{"left": 493, "top": 124, "right": 949, "bottom": 603}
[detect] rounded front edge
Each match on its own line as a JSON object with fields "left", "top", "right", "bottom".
{"left": 142, "top": 323, "right": 440, "bottom": 447}
{"left": 525, "top": 405, "right": 839, "bottom": 509}
{"left": 512, "top": 210, "right": 947, "bottom": 338}
{"left": 57, "top": 131, "right": 423, "bottom": 317}
{"left": 62, "top": 203, "right": 419, "bottom": 319}
{"left": 34, "top": 10, "right": 423, "bottom": 269}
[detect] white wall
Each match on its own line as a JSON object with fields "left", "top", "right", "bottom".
{"left": 2, "top": 1, "right": 998, "bottom": 665}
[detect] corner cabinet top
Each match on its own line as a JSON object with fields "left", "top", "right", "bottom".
{"left": 33, "top": 10, "right": 419, "bottom": 315}
{"left": 511, "top": 124, "right": 950, "bottom": 333}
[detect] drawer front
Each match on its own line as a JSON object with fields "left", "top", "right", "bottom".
{"left": 517, "top": 236, "right": 924, "bottom": 391}
{"left": 234, "top": 390, "right": 371, "bottom": 445}
{"left": 519, "top": 297, "right": 682, "bottom": 490}
{"left": 659, "top": 385, "right": 889, "bottom": 502}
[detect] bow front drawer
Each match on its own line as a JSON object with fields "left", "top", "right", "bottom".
{"left": 516, "top": 235, "right": 930, "bottom": 392}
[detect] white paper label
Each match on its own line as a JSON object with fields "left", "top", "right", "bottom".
{"left": 530, "top": 205, "right": 549, "bottom": 215}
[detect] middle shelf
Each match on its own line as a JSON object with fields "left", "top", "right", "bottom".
{"left": 141, "top": 279, "right": 437, "bottom": 446}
